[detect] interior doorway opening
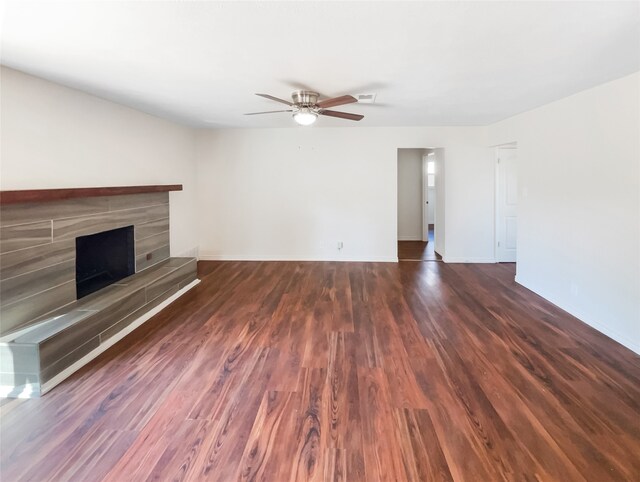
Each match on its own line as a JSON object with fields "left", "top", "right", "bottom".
{"left": 397, "top": 148, "right": 444, "bottom": 261}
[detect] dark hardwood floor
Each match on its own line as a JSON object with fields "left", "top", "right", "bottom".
{"left": 397, "top": 241, "right": 441, "bottom": 261}
{"left": 398, "top": 227, "right": 441, "bottom": 261}
{"left": 1, "top": 260, "right": 639, "bottom": 481}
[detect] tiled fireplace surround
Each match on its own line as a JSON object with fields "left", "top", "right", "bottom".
{"left": 0, "top": 188, "right": 198, "bottom": 397}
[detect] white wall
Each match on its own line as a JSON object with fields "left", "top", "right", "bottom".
{"left": 397, "top": 148, "right": 425, "bottom": 241}
{"left": 488, "top": 72, "right": 640, "bottom": 353}
{"left": 0, "top": 67, "right": 496, "bottom": 264}
{"left": 0, "top": 67, "right": 199, "bottom": 257}
{"left": 195, "top": 126, "right": 493, "bottom": 262}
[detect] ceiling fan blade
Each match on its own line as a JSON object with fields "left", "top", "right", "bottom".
{"left": 244, "top": 110, "right": 293, "bottom": 115}
{"left": 319, "top": 110, "right": 364, "bottom": 121}
{"left": 317, "top": 95, "right": 358, "bottom": 109}
{"left": 255, "top": 93, "right": 293, "bottom": 106}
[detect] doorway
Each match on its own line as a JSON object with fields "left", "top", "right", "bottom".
{"left": 397, "top": 148, "right": 442, "bottom": 261}
{"left": 495, "top": 144, "right": 518, "bottom": 262}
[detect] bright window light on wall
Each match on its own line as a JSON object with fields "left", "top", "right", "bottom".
{"left": 427, "top": 160, "right": 435, "bottom": 186}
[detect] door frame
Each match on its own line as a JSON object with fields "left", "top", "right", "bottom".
{"left": 395, "top": 147, "right": 445, "bottom": 261}
{"left": 494, "top": 142, "right": 518, "bottom": 262}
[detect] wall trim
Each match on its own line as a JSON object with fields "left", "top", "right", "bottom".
{"left": 515, "top": 275, "right": 640, "bottom": 355}
{"left": 397, "top": 236, "right": 423, "bottom": 241}
{"left": 199, "top": 254, "right": 398, "bottom": 263}
{"left": 442, "top": 256, "right": 496, "bottom": 263}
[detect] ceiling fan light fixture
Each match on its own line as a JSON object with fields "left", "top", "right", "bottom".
{"left": 248, "top": 91, "right": 363, "bottom": 123}
{"left": 293, "top": 108, "right": 317, "bottom": 126}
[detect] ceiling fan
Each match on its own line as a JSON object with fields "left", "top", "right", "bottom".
{"left": 245, "top": 91, "right": 364, "bottom": 126}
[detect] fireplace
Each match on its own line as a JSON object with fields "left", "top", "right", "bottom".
{"left": 75, "top": 225, "right": 135, "bottom": 299}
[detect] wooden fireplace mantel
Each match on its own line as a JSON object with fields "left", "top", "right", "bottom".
{"left": 0, "top": 184, "right": 183, "bottom": 205}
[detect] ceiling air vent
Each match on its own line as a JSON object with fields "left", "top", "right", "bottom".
{"left": 355, "top": 93, "right": 377, "bottom": 104}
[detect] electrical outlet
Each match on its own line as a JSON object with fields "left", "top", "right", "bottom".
{"left": 337, "top": 241, "right": 344, "bottom": 251}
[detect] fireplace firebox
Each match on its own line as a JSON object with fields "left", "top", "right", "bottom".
{"left": 75, "top": 225, "right": 135, "bottom": 299}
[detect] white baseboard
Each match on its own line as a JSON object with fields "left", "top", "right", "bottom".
{"left": 442, "top": 257, "right": 496, "bottom": 264}
{"left": 28, "top": 279, "right": 200, "bottom": 397}
{"left": 199, "top": 254, "right": 398, "bottom": 263}
{"left": 515, "top": 276, "right": 640, "bottom": 355}
{"left": 398, "top": 236, "right": 423, "bottom": 241}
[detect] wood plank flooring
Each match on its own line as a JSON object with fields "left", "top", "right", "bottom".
{"left": 1, "top": 260, "right": 639, "bottom": 481}
{"left": 397, "top": 241, "right": 441, "bottom": 261}
{"left": 398, "top": 228, "right": 441, "bottom": 261}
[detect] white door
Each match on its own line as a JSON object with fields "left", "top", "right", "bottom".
{"left": 496, "top": 147, "right": 517, "bottom": 262}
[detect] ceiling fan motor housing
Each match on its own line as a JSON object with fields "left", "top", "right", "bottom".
{"left": 292, "top": 90, "right": 319, "bottom": 107}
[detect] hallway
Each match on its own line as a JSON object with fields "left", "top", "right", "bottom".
{"left": 398, "top": 227, "right": 441, "bottom": 261}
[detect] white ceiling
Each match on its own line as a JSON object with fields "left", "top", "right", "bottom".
{"left": 1, "top": 1, "right": 639, "bottom": 128}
